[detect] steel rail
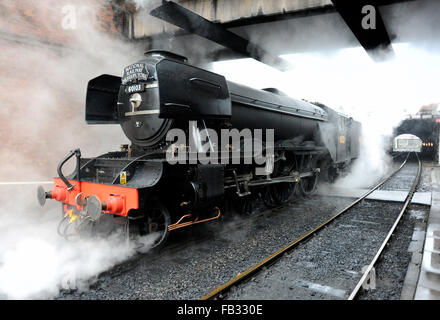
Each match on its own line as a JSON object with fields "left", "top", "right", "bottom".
{"left": 347, "top": 153, "right": 421, "bottom": 300}
{"left": 200, "top": 153, "right": 410, "bottom": 300}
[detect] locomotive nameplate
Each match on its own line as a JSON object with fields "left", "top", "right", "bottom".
{"left": 122, "top": 62, "right": 149, "bottom": 85}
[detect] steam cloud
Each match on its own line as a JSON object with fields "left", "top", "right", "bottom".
{"left": 0, "top": 0, "right": 151, "bottom": 299}
{"left": 212, "top": 2, "right": 440, "bottom": 190}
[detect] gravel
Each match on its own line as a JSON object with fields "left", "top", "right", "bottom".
{"left": 226, "top": 200, "right": 406, "bottom": 300}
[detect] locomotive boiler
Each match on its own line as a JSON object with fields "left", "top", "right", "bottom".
{"left": 38, "top": 50, "right": 361, "bottom": 249}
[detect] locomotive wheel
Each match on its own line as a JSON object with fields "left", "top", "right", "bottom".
{"left": 327, "top": 166, "right": 339, "bottom": 183}
{"left": 236, "top": 194, "right": 255, "bottom": 215}
{"left": 242, "top": 196, "right": 254, "bottom": 215}
{"left": 272, "top": 182, "right": 298, "bottom": 204}
{"left": 299, "top": 174, "right": 318, "bottom": 196}
{"left": 262, "top": 185, "right": 278, "bottom": 208}
{"left": 322, "top": 164, "right": 338, "bottom": 183}
{"left": 138, "top": 201, "right": 171, "bottom": 250}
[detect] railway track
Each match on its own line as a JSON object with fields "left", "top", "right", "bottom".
{"left": 348, "top": 154, "right": 422, "bottom": 299}
{"left": 201, "top": 153, "right": 421, "bottom": 300}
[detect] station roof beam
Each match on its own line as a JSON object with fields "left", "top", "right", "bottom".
{"left": 331, "top": 0, "right": 395, "bottom": 61}
{"left": 150, "top": 1, "right": 292, "bottom": 71}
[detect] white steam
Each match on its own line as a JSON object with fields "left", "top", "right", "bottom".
{"left": 0, "top": 1, "right": 151, "bottom": 299}
{"left": 0, "top": 206, "right": 134, "bottom": 299}
{"left": 0, "top": 185, "right": 162, "bottom": 299}
{"left": 212, "top": 43, "right": 440, "bottom": 189}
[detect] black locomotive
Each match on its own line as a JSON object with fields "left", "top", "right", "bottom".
{"left": 38, "top": 50, "right": 361, "bottom": 248}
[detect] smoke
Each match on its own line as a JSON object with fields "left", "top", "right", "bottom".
{"left": 0, "top": 1, "right": 142, "bottom": 180}
{"left": 335, "top": 122, "right": 393, "bottom": 189}
{"left": 0, "top": 0, "right": 157, "bottom": 299}
{"left": 211, "top": 3, "right": 440, "bottom": 190}
{"left": 0, "top": 197, "right": 131, "bottom": 299}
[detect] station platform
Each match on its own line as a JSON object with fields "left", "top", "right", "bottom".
{"left": 412, "top": 166, "right": 440, "bottom": 299}
{"left": 317, "top": 187, "right": 431, "bottom": 206}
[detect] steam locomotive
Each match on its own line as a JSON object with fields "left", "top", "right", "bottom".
{"left": 38, "top": 50, "right": 361, "bottom": 248}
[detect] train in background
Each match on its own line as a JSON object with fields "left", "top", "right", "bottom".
{"left": 392, "top": 103, "right": 439, "bottom": 160}
{"left": 38, "top": 51, "right": 361, "bottom": 249}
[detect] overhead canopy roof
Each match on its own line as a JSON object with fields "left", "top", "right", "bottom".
{"left": 117, "top": 0, "right": 439, "bottom": 69}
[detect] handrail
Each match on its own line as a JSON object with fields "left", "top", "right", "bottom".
{"left": 57, "top": 149, "right": 81, "bottom": 190}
